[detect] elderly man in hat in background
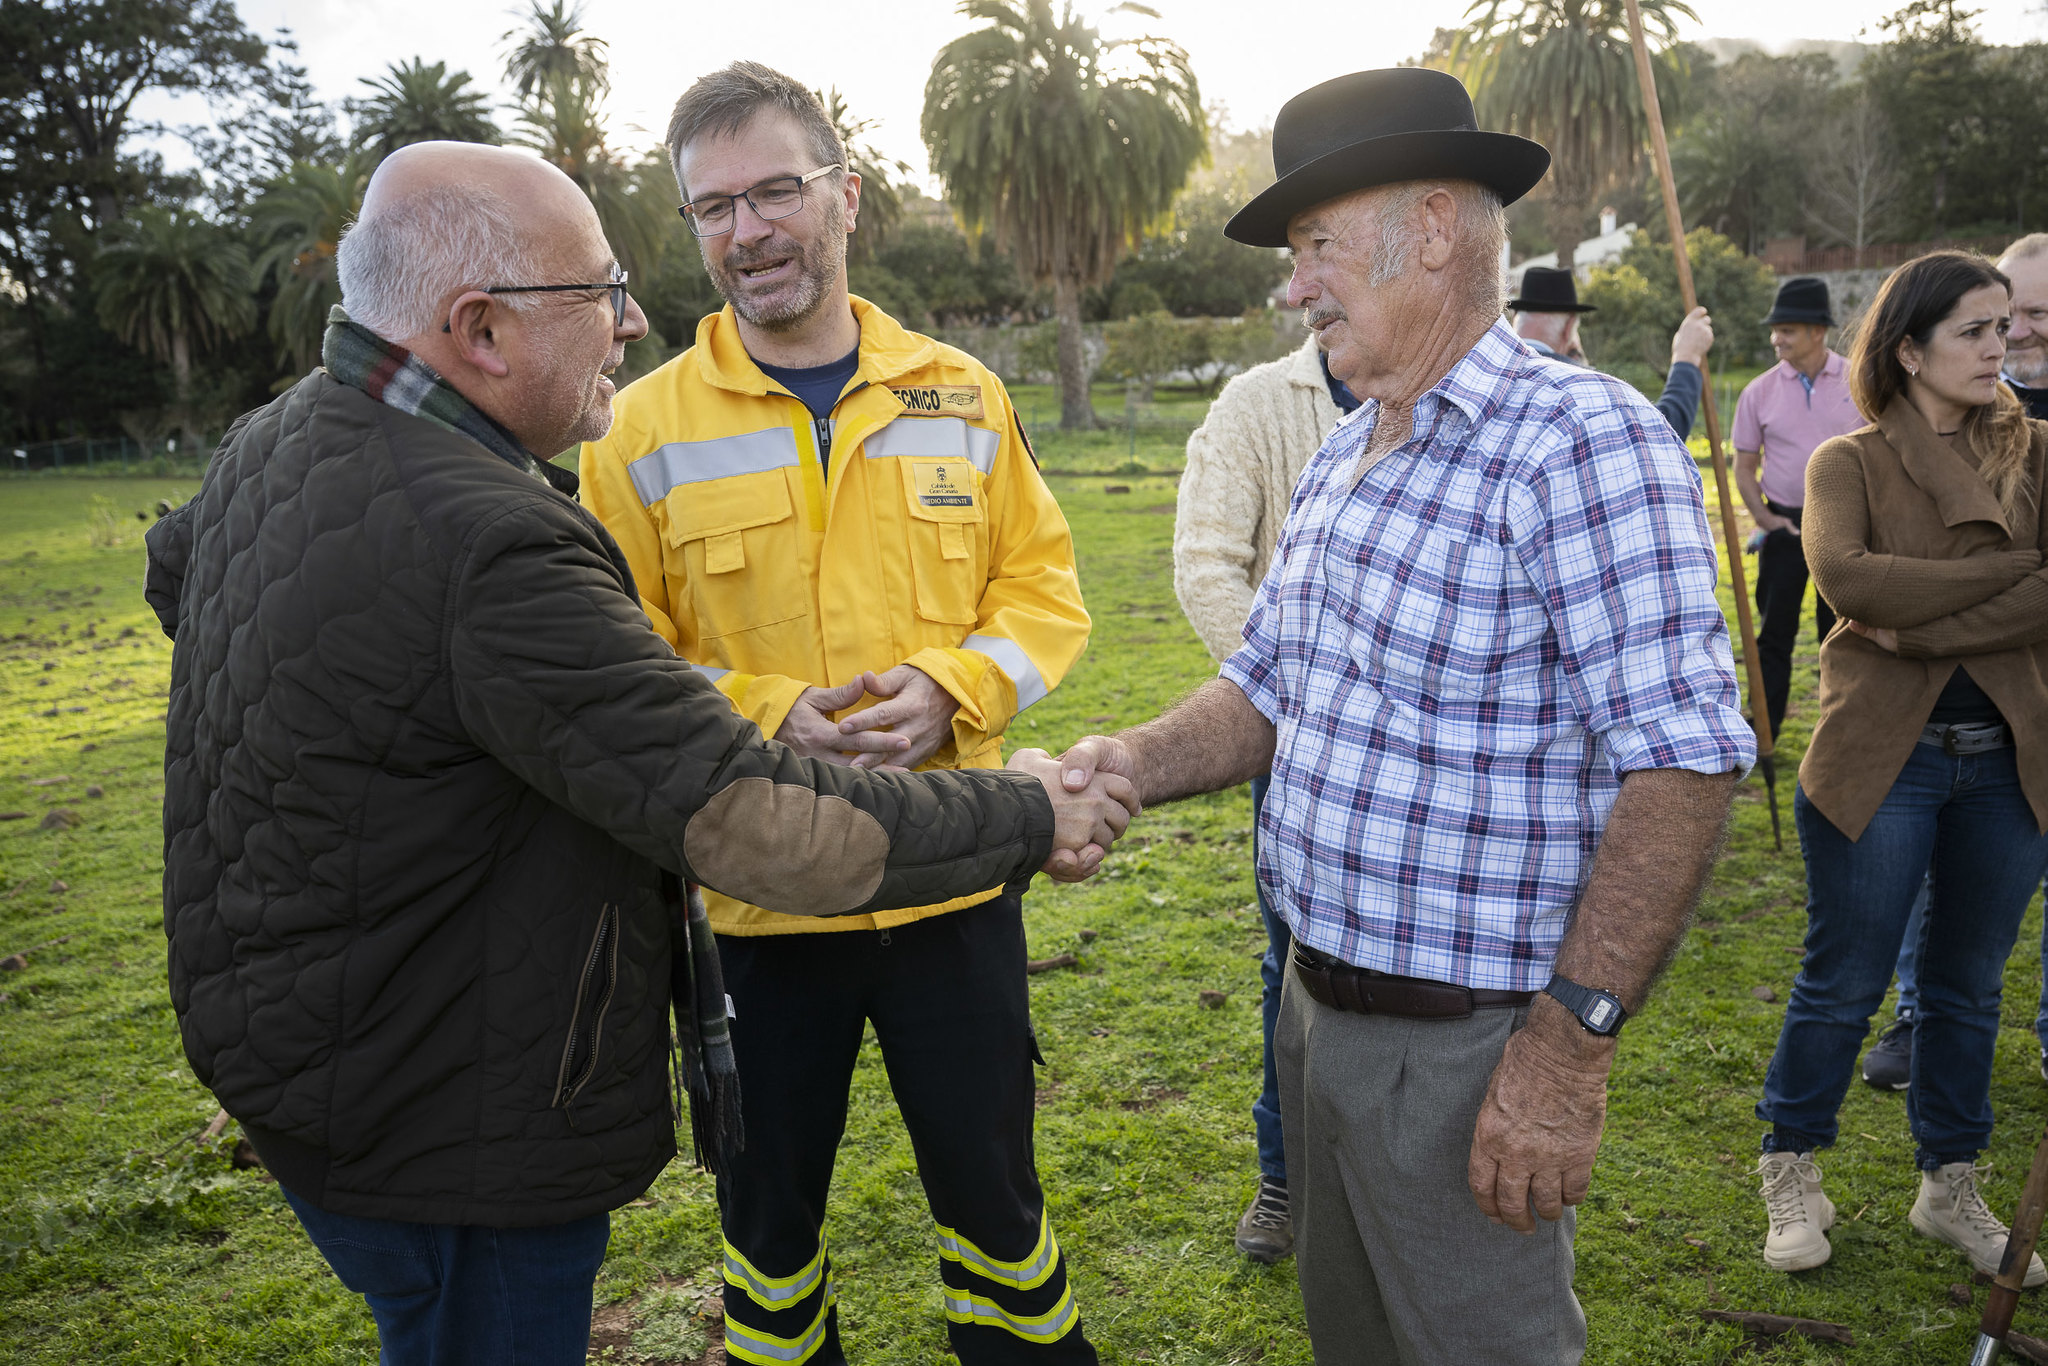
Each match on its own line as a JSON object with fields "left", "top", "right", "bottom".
{"left": 1732, "top": 276, "right": 1860, "bottom": 738}
{"left": 1048, "top": 68, "right": 1753, "bottom": 1365}
{"left": 1509, "top": 264, "right": 1717, "bottom": 440}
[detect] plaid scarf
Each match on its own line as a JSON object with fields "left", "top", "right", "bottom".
{"left": 320, "top": 306, "right": 558, "bottom": 488}
{"left": 324, "top": 307, "right": 743, "bottom": 1170}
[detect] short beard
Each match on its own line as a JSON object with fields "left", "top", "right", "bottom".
{"left": 2006, "top": 339, "right": 2048, "bottom": 387}
{"left": 705, "top": 198, "right": 846, "bottom": 333}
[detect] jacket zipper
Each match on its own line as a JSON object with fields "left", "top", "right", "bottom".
{"left": 553, "top": 904, "right": 621, "bottom": 1109}
{"left": 814, "top": 416, "right": 834, "bottom": 482}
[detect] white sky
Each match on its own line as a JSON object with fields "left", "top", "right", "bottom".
{"left": 140, "top": 0, "right": 2048, "bottom": 190}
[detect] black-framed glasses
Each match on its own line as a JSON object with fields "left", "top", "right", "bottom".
{"left": 679, "top": 164, "right": 842, "bottom": 237}
{"left": 444, "top": 267, "right": 630, "bottom": 331}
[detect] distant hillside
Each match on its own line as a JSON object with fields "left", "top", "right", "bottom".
{"left": 1692, "top": 37, "right": 1871, "bottom": 78}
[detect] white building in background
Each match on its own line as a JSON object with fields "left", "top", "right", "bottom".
{"left": 1506, "top": 207, "right": 1638, "bottom": 294}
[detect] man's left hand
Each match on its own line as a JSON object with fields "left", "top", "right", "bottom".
{"left": 1467, "top": 1002, "right": 1612, "bottom": 1233}
{"left": 839, "top": 665, "right": 962, "bottom": 770}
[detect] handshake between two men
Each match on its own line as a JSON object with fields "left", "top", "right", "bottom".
{"left": 767, "top": 665, "right": 1145, "bottom": 873}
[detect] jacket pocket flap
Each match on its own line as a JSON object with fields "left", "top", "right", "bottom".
{"left": 662, "top": 471, "right": 794, "bottom": 546}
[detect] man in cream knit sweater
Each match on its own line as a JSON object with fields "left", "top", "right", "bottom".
{"left": 1174, "top": 331, "right": 1357, "bottom": 1261}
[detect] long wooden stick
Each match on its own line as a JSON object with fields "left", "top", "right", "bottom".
{"left": 1975, "top": 1124, "right": 2048, "bottom": 1361}
{"left": 1620, "top": 0, "right": 1776, "bottom": 775}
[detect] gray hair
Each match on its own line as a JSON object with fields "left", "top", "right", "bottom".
{"left": 1367, "top": 180, "right": 1508, "bottom": 315}
{"left": 336, "top": 186, "right": 543, "bottom": 340}
{"left": 2000, "top": 232, "right": 2048, "bottom": 268}
{"left": 665, "top": 61, "right": 845, "bottom": 199}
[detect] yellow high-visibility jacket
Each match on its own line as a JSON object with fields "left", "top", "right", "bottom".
{"left": 581, "top": 297, "right": 1090, "bottom": 936}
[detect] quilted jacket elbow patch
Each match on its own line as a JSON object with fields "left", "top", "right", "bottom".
{"left": 682, "top": 776, "right": 888, "bottom": 914}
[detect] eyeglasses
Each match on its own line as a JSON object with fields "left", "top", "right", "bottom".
{"left": 443, "top": 266, "right": 631, "bottom": 331}
{"left": 679, "top": 164, "right": 842, "bottom": 237}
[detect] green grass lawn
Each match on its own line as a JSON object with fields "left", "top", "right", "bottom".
{"left": 2, "top": 426, "right": 2044, "bottom": 1364}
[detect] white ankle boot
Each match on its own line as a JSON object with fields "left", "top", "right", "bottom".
{"left": 1909, "top": 1161, "right": 2047, "bottom": 1287}
{"left": 1758, "top": 1151, "right": 1834, "bottom": 1271}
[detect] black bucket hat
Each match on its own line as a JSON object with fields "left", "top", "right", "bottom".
{"left": 1763, "top": 276, "right": 1834, "bottom": 326}
{"left": 1224, "top": 68, "right": 1551, "bottom": 249}
{"left": 1508, "top": 266, "right": 1596, "bottom": 314}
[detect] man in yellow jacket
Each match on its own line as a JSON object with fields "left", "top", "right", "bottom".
{"left": 581, "top": 63, "right": 1094, "bottom": 1365}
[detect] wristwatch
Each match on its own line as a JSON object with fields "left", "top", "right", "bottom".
{"left": 1543, "top": 974, "right": 1629, "bottom": 1037}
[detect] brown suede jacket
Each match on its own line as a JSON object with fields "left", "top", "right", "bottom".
{"left": 1800, "top": 397, "right": 2048, "bottom": 839}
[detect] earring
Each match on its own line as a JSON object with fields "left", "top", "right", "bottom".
{"left": 1906, "top": 364, "right": 1918, "bottom": 376}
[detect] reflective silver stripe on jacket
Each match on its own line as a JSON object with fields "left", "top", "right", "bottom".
{"left": 941, "top": 1284, "right": 1079, "bottom": 1341}
{"left": 863, "top": 416, "right": 1000, "bottom": 474}
{"left": 626, "top": 428, "right": 801, "bottom": 505}
{"left": 723, "top": 1286, "right": 837, "bottom": 1364}
{"left": 962, "top": 633, "right": 1049, "bottom": 710}
{"left": 691, "top": 662, "right": 733, "bottom": 684}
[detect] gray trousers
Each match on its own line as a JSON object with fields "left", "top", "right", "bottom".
{"left": 1277, "top": 968, "right": 1586, "bottom": 1366}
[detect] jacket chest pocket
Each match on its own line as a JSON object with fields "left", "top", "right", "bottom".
{"left": 898, "top": 456, "right": 986, "bottom": 626}
{"left": 660, "top": 471, "right": 809, "bottom": 639}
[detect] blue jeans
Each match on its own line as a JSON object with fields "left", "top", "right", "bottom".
{"left": 1757, "top": 743, "right": 2048, "bottom": 1168}
{"left": 283, "top": 1187, "right": 610, "bottom": 1365}
{"left": 1250, "top": 775, "right": 1290, "bottom": 1184}
{"left": 1895, "top": 871, "right": 2048, "bottom": 1050}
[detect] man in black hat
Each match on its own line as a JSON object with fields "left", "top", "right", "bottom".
{"left": 1044, "top": 67, "right": 1751, "bottom": 1366}
{"left": 1731, "top": 275, "right": 1861, "bottom": 737}
{"left": 1508, "top": 264, "right": 1716, "bottom": 439}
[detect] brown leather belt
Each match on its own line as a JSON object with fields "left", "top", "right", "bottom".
{"left": 1291, "top": 944, "right": 1535, "bottom": 1019}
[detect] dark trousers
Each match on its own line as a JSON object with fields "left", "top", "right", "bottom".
{"left": 1249, "top": 776, "right": 1291, "bottom": 1183}
{"left": 1758, "top": 745, "right": 2048, "bottom": 1167}
{"left": 281, "top": 1187, "right": 610, "bottom": 1366}
{"left": 715, "top": 893, "right": 1095, "bottom": 1365}
{"left": 1755, "top": 499, "right": 1837, "bottom": 734}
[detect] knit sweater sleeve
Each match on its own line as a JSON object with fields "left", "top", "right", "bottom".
{"left": 1801, "top": 436, "right": 2040, "bottom": 630}
{"left": 1174, "top": 379, "right": 1272, "bottom": 664}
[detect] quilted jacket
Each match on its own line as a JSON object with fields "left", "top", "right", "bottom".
{"left": 146, "top": 372, "right": 1057, "bottom": 1226}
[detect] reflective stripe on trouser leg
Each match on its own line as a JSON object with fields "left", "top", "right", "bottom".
{"left": 721, "top": 1237, "right": 836, "bottom": 1365}
{"left": 724, "top": 1236, "right": 828, "bottom": 1311}
{"left": 723, "top": 1283, "right": 837, "bottom": 1365}
{"left": 936, "top": 1208, "right": 1083, "bottom": 1347}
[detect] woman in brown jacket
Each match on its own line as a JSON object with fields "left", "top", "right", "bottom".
{"left": 1752, "top": 251, "right": 2048, "bottom": 1280}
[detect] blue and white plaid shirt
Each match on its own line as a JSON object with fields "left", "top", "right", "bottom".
{"left": 1221, "top": 321, "right": 1754, "bottom": 991}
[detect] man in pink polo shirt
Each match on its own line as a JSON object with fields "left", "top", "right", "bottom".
{"left": 1732, "top": 276, "right": 1863, "bottom": 734}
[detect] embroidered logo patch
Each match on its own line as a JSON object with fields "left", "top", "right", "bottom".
{"left": 911, "top": 460, "right": 974, "bottom": 508}
{"left": 892, "top": 385, "right": 984, "bottom": 420}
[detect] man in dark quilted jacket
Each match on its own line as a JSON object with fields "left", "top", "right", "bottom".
{"left": 144, "top": 142, "right": 1135, "bottom": 1366}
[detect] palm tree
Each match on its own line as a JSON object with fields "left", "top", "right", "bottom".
{"left": 924, "top": 0, "right": 1207, "bottom": 430}
{"left": 514, "top": 75, "right": 671, "bottom": 283}
{"left": 252, "top": 155, "right": 371, "bottom": 375}
{"left": 819, "top": 88, "right": 913, "bottom": 264}
{"left": 1449, "top": 0, "right": 1696, "bottom": 271}
{"left": 502, "top": 0, "right": 609, "bottom": 101}
{"left": 350, "top": 58, "right": 500, "bottom": 164}
{"left": 94, "top": 206, "right": 256, "bottom": 445}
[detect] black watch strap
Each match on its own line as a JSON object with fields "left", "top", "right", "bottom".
{"left": 1543, "top": 973, "right": 1628, "bottom": 1037}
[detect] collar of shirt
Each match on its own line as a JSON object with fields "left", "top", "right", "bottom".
{"left": 1347, "top": 320, "right": 1519, "bottom": 457}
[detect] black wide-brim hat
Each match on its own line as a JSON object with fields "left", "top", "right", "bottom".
{"left": 1508, "top": 265, "right": 1596, "bottom": 314}
{"left": 1763, "top": 275, "right": 1834, "bottom": 326}
{"left": 1225, "top": 68, "right": 1551, "bottom": 249}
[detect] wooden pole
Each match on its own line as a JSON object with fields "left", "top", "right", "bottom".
{"left": 1620, "top": 0, "right": 1779, "bottom": 806}
{"left": 1971, "top": 1123, "right": 2048, "bottom": 1363}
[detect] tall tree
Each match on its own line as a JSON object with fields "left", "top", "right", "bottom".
{"left": 820, "top": 88, "right": 913, "bottom": 265}
{"left": 514, "top": 76, "right": 670, "bottom": 282}
{"left": 501, "top": 0, "right": 608, "bottom": 101}
{"left": 924, "top": 0, "right": 1207, "bottom": 430}
{"left": 1804, "top": 89, "right": 1902, "bottom": 257}
{"left": 1667, "top": 51, "right": 1834, "bottom": 255}
{"left": 252, "top": 154, "right": 368, "bottom": 374}
{"left": 348, "top": 58, "right": 500, "bottom": 164}
{"left": 94, "top": 204, "right": 254, "bottom": 442}
{"left": 1449, "top": 0, "right": 1696, "bottom": 270}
